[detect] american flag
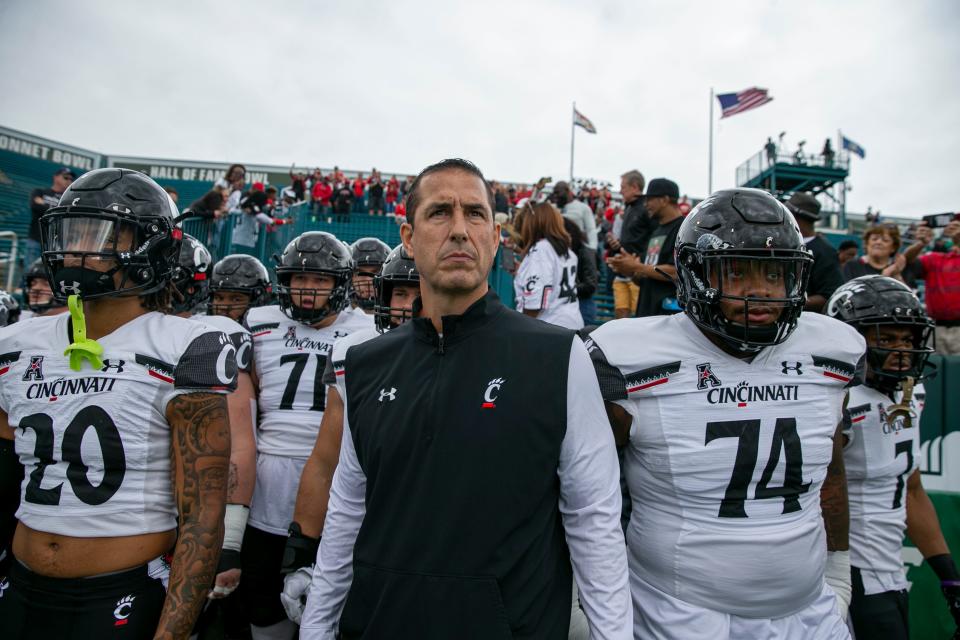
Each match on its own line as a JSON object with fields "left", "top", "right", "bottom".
{"left": 573, "top": 109, "right": 597, "bottom": 134}
{"left": 716, "top": 87, "right": 773, "bottom": 119}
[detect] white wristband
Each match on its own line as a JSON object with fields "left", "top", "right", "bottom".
{"left": 223, "top": 504, "right": 249, "bottom": 552}
{"left": 825, "top": 550, "right": 852, "bottom": 619}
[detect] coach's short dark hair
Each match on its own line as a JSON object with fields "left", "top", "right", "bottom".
{"left": 405, "top": 158, "right": 496, "bottom": 227}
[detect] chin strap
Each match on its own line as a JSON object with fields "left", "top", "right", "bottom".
{"left": 63, "top": 295, "right": 104, "bottom": 372}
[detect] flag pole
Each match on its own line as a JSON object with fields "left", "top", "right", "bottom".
{"left": 708, "top": 88, "right": 714, "bottom": 194}
{"left": 570, "top": 101, "right": 576, "bottom": 182}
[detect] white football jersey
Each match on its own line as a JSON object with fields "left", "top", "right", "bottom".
{"left": 514, "top": 239, "right": 583, "bottom": 330}
{"left": 322, "top": 326, "right": 380, "bottom": 389}
{"left": 0, "top": 312, "right": 236, "bottom": 537}
{"left": 587, "top": 312, "right": 865, "bottom": 618}
{"left": 844, "top": 382, "right": 924, "bottom": 594}
{"left": 246, "top": 305, "right": 373, "bottom": 458}
{"left": 194, "top": 313, "right": 253, "bottom": 373}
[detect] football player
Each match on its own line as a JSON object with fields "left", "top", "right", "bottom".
{"left": 282, "top": 244, "right": 419, "bottom": 624}
{"left": 171, "top": 234, "right": 257, "bottom": 604}
{"left": 348, "top": 237, "right": 390, "bottom": 313}
{"left": 19, "top": 258, "right": 66, "bottom": 320}
{"left": 586, "top": 188, "right": 863, "bottom": 639}
{"left": 242, "top": 231, "right": 372, "bottom": 639}
{"left": 0, "top": 168, "right": 237, "bottom": 639}
{"left": 827, "top": 275, "right": 960, "bottom": 639}
{"left": 208, "top": 254, "right": 273, "bottom": 323}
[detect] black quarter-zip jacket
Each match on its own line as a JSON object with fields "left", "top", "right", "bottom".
{"left": 340, "top": 290, "right": 576, "bottom": 639}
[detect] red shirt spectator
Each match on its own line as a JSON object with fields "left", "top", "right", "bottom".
{"left": 394, "top": 201, "right": 406, "bottom": 220}
{"left": 917, "top": 249, "right": 960, "bottom": 321}
{"left": 352, "top": 175, "right": 366, "bottom": 198}
{"left": 313, "top": 180, "right": 333, "bottom": 206}
{"left": 386, "top": 177, "right": 399, "bottom": 204}
{"left": 678, "top": 196, "right": 692, "bottom": 216}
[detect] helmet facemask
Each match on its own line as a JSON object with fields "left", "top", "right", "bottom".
{"left": 679, "top": 247, "right": 812, "bottom": 353}
{"left": 858, "top": 320, "right": 935, "bottom": 392}
{"left": 350, "top": 268, "right": 380, "bottom": 311}
{"left": 277, "top": 271, "right": 350, "bottom": 325}
{"left": 41, "top": 209, "right": 177, "bottom": 302}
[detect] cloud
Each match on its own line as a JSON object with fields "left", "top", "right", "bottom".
{"left": 0, "top": 0, "right": 957, "bottom": 215}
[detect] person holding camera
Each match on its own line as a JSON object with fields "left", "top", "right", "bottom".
{"left": 908, "top": 218, "right": 960, "bottom": 354}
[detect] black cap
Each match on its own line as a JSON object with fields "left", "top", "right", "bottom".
{"left": 646, "top": 178, "right": 679, "bottom": 200}
{"left": 54, "top": 167, "right": 76, "bottom": 179}
{"left": 784, "top": 192, "right": 821, "bottom": 221}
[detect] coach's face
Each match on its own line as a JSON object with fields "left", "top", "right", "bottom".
{"left": 401, "top": 170, "right": 500, "bottom": 296}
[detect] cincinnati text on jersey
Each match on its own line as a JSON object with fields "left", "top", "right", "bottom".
{"left": 285, "top": 334, "right": 334, "bottom": 353}
{"left": 25, "top": 376, "right": 118, "bottom": 400}
{"left": 706, "top": 380, "right": 800, "bottom": 406}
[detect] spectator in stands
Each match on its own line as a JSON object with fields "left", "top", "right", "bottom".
{"left": 368, "top": 174, "right": 385, "bottom": 216}
{"left": 185, "top": 187, "right": 228, "bottom": 221}
{"left": 492, "top": 181, "right": 509, "bottom": 213}
{"left": 334, "top": 179, "right": 354, "bottom": 222}
{"left": 765, "top": 136, "right": 777, "bottom": 165}
{"left": 289, "top": 165, "right": 307, "bottom": 202}
{"left": 837, "top": 239, "right": 859, "bottom": 267}
{"left": 842, "top": 224, "right": 926, "bottom": 283}
{"left": 163, "top": 186, "right": 179, "bottom": 206}
{"left": 678, "top": 195, "right": 692, "bottom": 216}
{"left": 607, "top": 178, "right": 683, "bottom": 318}
{"left": 401, "top": 174, "right": 415, "bottom": 200}
{"left": 352, "top": 172, "right": 367, "bottom": 214}
{"left": 231, "top": 183, "right": 289, "bottom": 255}
{"left": 312, "top": 175, "right": 333, "bottom": 216}
{"left": 564, "top": 218, "right": 599, "bottom": 326}
{"left": 213, "top": 163, "right": 247, "bottom": 245}
{"left": 605, "top": 170, "right": 654, "bottom": 318}
{"left": 513, "top": 201, "right": 583, "bottom": 329}
{"left": 385, "top": 175, "right": 400, "bottom": 213}
{"left": 553, "top": 181, "right": 598, "bottom": 252}
{"left": 822, "top": 139, "right": 835, "bottom": 167}
{"left": 26, "top": 167, "right": 74, "bottom": 269}
{"left": 784, "top": 192, "right": 844, "bottom": 312}
{"left": 908, "top": 220, "right": 960, "bottom": 354}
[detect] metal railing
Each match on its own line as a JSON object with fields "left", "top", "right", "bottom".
{"left": 0, "top": 231, "right": 18, "bottom": 291}
{"left": 736, "top": 148, "right": 850, "bottom": 187}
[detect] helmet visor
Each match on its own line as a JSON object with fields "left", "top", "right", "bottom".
{"left": 44, "top": 214, "right": 136, "bottom": 256}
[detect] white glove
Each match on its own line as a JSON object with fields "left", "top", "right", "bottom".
{"left": 280, "top": 566, "right": 313, "bottom": 624}
{"left": 824, "top": 550, "right": 852, "bottom": 620}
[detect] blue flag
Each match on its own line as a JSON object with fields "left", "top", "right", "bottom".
{"left": 842, "top": 136, "right": 865, "bottom": 159}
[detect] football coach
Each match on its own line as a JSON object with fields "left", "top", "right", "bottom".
{"left": 300, "top": 159, "right": 630, "bottom": 639}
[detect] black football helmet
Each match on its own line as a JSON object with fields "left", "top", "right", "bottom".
{"left": 208, "top": 254, "right": 272, "bottom": 319}
{"left": 0, "top": 289, "right": 20, "bottom": 326}
{"left": 39, "top": 168, "right": 181, "bottom": 302}
{"left": 374, "top": 244, "right": 420, "bottom": 333}
{"left": 826, "top": 275, "right": 934, "bottom": 390}
{"left": 170, "top": 233, "right": 212, "bottom": 314}
{"left": 675, "top": 188, "right": 813, "bottom": 353}
{"left": 350, "top": 237, "right": 391, "bottom": 310}
{"left": 21, "top": 258, "right": 58, "bottom": 314}
{"left": 275, "top": 231, "right": 352, "bottom": 324}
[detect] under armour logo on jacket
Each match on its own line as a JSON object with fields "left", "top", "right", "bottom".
{"left": 781, "top": 361, "right": 803, "bottom": 375}
{"left": 379, "top": 387, "right": 397, "bottom": 402}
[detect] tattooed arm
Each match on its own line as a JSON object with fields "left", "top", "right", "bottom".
{"left": 227, "top": 371, "right": 256, "bottom": 506}
{"left": 154, "top": 392, "right": 231, "bottom": 640}
{"left": 821, "top": 420, "right": 849, "bottom": 551}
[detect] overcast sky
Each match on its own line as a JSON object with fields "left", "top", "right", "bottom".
{"left": 1, "top": 0, "right": 957, "bottom": 216}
